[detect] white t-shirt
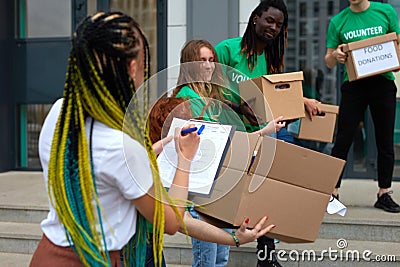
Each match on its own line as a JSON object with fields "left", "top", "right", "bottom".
{"left": 39, "top": 98, "right": 153, "bottom": 250}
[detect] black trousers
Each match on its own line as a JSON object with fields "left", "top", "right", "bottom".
{"left": 332, "top": 75, "right": 397, "bottom": 189}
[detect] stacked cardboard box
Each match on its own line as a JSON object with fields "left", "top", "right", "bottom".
{"left": 193, "top": 132, "right": 346, "bottom": 243}
{"left": 239, "top": 71, "right": 305, "bottom": 122}
{"left": 289, "top": 103, "right": 339, "bottom": 143}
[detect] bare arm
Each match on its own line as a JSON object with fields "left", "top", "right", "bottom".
{"left": 134, "top": 126, "right": 200, "bottom": 234}
{"left": 180, "top": 212, "right": 276, "bottom": 246}
{"left": 254, "top": 116, "right": 285, "bottom": 136}
{"left": 325, "top": 44, "right": 347, "bottom": 69}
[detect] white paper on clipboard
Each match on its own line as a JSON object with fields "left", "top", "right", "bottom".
{"left": 157, "top": 118, "right": 235, "bottom": 196}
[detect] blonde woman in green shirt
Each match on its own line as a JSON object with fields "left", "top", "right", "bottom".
{"left": 172, "top": 39, "right": 285, "bottom": 267}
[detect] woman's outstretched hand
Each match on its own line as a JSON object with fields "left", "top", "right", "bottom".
{"left": 254, "top": 116, "right": 285, "bottom": 136}
{"left": 234, "top": 216, "right": 276, "bottom": 246}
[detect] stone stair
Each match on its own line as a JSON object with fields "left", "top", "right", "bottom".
{"left": 1, "top": 171, "right": 400, "bottom": 266}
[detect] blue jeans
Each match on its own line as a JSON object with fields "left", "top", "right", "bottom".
{"left": 189, "top": 208, "right": 230, "bottom": 267}
{"left": 145, "top": 235, "right": 166, "bottom": 267}
{"left": 275, "top": 127, "right": 296, "bottom": 144}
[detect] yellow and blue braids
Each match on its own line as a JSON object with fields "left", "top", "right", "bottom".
{"left": 47, "top": 11, "right": 178, "bottom": 267}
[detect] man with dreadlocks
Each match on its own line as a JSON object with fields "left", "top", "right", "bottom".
{"left": 214, "top": 1, "right": 321, "bottom": 266}
{"left": 29, "top": 11, "right": 201, "bottom": 267}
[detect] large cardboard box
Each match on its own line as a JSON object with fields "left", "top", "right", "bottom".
{"left": 343, "top": 32, "right": 400, "bottom": 81}
{"left": 193, "top": 132, "right": 346, "bottom": 243}
{"left": 289, "top": 103, "right": 339, "bottom": 143}
{"left": 239, "top": 71, "right": 305, "bottom": 122}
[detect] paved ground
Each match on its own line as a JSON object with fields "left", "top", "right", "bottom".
{"left": 1, "top": 171, "right": 400, "bottom": 267}
{"left": 2, "top": 171, "right": 400, "bottom": 209}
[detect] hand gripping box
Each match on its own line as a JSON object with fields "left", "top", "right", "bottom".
{"left": 193, "top": 131, "right": 345, "bottom": 243}
{"left": 289, "top": 103, "right": 339, "bottom": 143}
{"left": 343, "top": 32, "right": 400, "bottom": 81}
{"left": 239, "top": 71, "right": 305, "bottom": 122}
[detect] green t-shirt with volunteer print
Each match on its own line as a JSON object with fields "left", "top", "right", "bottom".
{"left": 326, "top": 1, "right": 400, "bottom": 82}
{"left": 215, "top": 36, "right": 268, "bottom": 132}
{"left": 175, "top": 85, "right": 245, "bottom": 132}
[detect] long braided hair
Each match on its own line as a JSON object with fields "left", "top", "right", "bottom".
{"left": 47, "top": 11, "right": 167, "bottom": 266}
{"left": 241, "top": 0, "right": 288, "bottom": 74}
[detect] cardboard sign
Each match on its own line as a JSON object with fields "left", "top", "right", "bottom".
{"left": 344, "top": 32, "right": 400, "bottom": 81}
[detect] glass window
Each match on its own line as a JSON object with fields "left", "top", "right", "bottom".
{"left": 313, "top": 20, "right": 319, "bottom": 36}
{"left": 313, "top": 1, "right": 319, "bottom": 17}
{"left": 313, "top": 40, "right": 319, "bottom": 56}
{"left": 111, "top": 0, "right": 158, "bottom": 77}
{"left": 20, "top": 0, "right": 71, "bottom": 38}
{"left": 299, "top": 40, "right": 306, "bottom": 55}
{"left": 299, "top": 2, "right": 307, "bottom": 17}
{"left": 328, "top": 1, "right": 334, "bottom": 16}
{"left": 299, "top": 59, "right": 306, "bottom": 70}
{"left": 21, "top": 104, "right": 52, "bottom": 168}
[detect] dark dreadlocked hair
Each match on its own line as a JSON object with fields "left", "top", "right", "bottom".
{"left": 241, "top": 0, "right": 288, "bottom": 74}
{"left": 47, "top": 11, "right": 172, "bottom": 267}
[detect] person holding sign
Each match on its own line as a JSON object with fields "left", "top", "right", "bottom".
{"left": 325, "top": 0, "right": 400, "bottom": 212}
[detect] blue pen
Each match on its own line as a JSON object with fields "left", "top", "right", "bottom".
{"left": 247, "top": 150, "right": 258, "bottom": 172}
{"left": 181, "top": 126, "right": 198, "bottom": 135}
{"left": 197, "top": 125, "right": 205, "bottom": 135}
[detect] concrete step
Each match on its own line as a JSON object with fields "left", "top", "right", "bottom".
{"left": 0, "top": 252, "right": 32, "bottom": 267}
{"left": 319, "top": 206, "right": 400, "bottom": 242}
{"left": 1, "top": 172, "right": 400, "bottom": 266}
{"left": 2, "top": 204, "right": 398, "bottom": 244}
{"left": 0, "top": 252, "right": 191, "bottom": 267}
{"left": 0, "top": 205, "right": 48, "bottom": 224}
{"left": 0, "top": 216, "right": 400, "bottom": 266}
{"left": 0, "top": 221, "right": 41, "bottom": 254}
{"left": 165, "top": 232, "right": 400, "bottom": 266}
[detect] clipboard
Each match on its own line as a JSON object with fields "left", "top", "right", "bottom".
{"left": 157, "top": 118, "right": 236, "bottom": 197}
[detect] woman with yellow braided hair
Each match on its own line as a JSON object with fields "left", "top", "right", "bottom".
{"left": 29, "top": 11, "right": 200, "bottom": 267}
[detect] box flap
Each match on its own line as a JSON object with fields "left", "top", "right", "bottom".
{"left": 343, "top": 32, "right": 397, "bottom": 52}
{"left": 262, "top": 71, "right": 304, "bottom": 84}
{"left": 253, "top": 136, "right": 346, "bottom": 194}
{"left": 222, "top": 131, "right": 259, "bottom": 172}
{"left": 193, "top": 168, "right": 250, "bottom": 223}
{"left": 243, "top": 177, "right": 329, "bottom": 243}
{"left": 318, "top": 103, "right": 339, "bottom": 114}
{"left": 297, "top": 112, "right": 338, "bottom": 143}
{"left": 196, "top": 176, "right": 331, "bottom": 243}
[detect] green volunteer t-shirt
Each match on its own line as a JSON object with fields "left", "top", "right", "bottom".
{"left": 215, "top": 36, "right": 268, "bottom": 132}
{"left": 326, "top": 1, "right": 400, "bottom": 82}
{"left": 175, "top": 85, "right": 245, "bottom": 132}
{"left": 215, "top": 37, "right": 268, "bottom": 104}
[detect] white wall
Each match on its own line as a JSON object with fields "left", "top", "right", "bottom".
{"left": 167, "top": 0, "right": 187, "bottom": 93}
{"left": 239, "top": 0, "right": 259, "bottom": 35}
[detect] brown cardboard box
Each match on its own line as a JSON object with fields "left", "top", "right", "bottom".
{"left": 343, "top": 32, "right": 400, "bottom": 81}
{"left": 193, "top": 132, "right": 346, "bottom": 243}
{"left": 290, "top": 103, "right": 339, "bottom": 143}
{"left": 239, "top": 71, "right": 305, "bottom": 122}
